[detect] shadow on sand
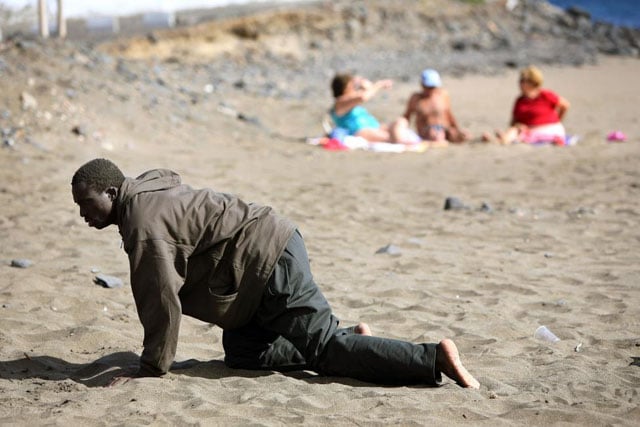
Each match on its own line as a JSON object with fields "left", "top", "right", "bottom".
{"left": 0, "top": 352, "right": 376, "bottom": 387}
{"left": 0, "top": 351, "right": 365, "bottom": 387}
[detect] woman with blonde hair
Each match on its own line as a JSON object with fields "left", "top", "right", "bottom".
{"left": 495, "top": 65, "right": 570, "bottom": 145}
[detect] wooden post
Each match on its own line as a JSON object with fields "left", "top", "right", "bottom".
{"left": 38, "top": 0, "right": 49, "bottom": 39}
{"left": 57, "top": 0, "right": 66, "bottom": 39}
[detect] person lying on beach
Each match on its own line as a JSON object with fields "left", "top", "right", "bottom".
{"left": 330, "top": 73, "right": 421, "bottom": 144}
{"left": 397, "top": 68, "right": 470, "bottom": 145}
{"left": 488, "top": 65, "right": 570, "bottom": 145}
{"left": 71, "top": 158, "right": 480, "bottom": 389}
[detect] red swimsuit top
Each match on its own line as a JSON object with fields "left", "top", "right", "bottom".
{"left": 512, "top": 89, "right": 560, "bottom": 126}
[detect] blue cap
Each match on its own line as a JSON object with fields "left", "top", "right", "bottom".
{"left": 421, "top": 69, "right": 442, "bottom": 88}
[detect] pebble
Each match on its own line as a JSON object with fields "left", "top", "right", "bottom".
{"left": 571, "top": 207, "right": 596, "bottom": 216}
{"left": 375, "top": 244, "right": 402, "bottom": 256}
{"left": 11, "top": 259, "right": 33, "bottom": 268}
{"left": 94, "top": 274, "right": 124, "bottom": 289}
{"left": 71, "top": 124, "right": 88, "bottom": 136}
{"left": 479, "top": 202, "right": 493, "bottom": 213}
{"left": 510, "top": 208, "right": 527, "bottom": 217}
{"left": 20, "top": 92, "right": 38, "bottom": 110}
{"left": 444, "top": 197, "right": 468, "bottom": 211}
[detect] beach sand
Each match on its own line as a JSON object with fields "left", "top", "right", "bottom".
{"left": 1, "top": 21, "right": 639, "bottom": 427}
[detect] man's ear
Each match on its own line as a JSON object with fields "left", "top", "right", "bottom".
{"left": 105, "top": 186, "right": 118, "bottom": 202}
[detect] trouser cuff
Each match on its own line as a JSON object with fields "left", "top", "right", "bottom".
{"left": 426, "top": 342, "right": 443, "bottom": 386}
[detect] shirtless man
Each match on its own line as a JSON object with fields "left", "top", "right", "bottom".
{"left": 71, "top": 158, "right": 480, "bottom": 389}
{"left": 400, "top": 69, "right": 470, "bottom": 144}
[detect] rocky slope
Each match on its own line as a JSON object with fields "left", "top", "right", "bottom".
{"left": 1, "top": 0, "right": 639, "bottom": 154}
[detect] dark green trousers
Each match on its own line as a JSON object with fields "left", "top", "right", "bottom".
{"left": 223, "top": 230, "right": 441, "bottom": 385}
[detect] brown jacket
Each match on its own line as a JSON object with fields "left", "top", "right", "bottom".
{"left": 115, "top": 169, "right": 296, "bottom": 375}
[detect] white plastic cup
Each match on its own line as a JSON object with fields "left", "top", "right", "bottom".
{"left": 534, "top": 325, "right": 560, "bottom": 343}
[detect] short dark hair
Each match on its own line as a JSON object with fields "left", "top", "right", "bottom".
{"left": 331, "top": 73, "right": 353, "bottom": 98}
{"left": 71, "top": 158, "right": 125, "bottom": 191}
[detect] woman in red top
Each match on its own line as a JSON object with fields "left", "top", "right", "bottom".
{"left": 496, "top": 66, "right": 570, "bottom": 145}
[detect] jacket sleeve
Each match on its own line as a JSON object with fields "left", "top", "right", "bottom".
{"left": 127, "top": 239, "right": 184, "bottom": 376}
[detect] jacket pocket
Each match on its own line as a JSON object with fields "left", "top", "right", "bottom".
{"left": 207, "top": 288, "right": 237, "bottom": 317}
{"left": 206, "top": 259, "right": 239, "bottom": 319}
{"left": 207, "top": 258, "right": 239, "bottom": 293}
{"left": 207, "top": 288, "right": 238, "bottom": 301}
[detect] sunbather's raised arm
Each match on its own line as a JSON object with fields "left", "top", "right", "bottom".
{"left": 333, "top": 78, "right": 392, "bottom": 116}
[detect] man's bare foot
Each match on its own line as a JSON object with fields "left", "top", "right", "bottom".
{"left": 435, "top": 339, "right": 480, "bottom": 389}
{"left": 354, "top": 322, "right": 372, "bottom": 336}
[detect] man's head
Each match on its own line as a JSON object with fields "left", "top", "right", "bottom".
{"left": 421, "top": 68, "right": 442, "bottom": 89}
{"left": 71, "top": 158, "right": 125, "bottom": 229}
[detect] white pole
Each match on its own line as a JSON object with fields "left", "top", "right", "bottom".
{"left": 38, "top": 0, "right": 49, "bottom": 39}
{"left": 57, "top": 0, "right": 66, "bottom": 38}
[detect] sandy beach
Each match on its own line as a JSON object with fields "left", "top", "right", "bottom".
{"left": 1, "top": 1, "right": 640, "bottom": 425}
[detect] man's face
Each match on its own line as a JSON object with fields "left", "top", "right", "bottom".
{"left": 72, "top": 181, "right": 115, "bottom": 229}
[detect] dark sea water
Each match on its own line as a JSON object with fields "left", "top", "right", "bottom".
{"left": 547, "top": 0, "right": 640, "bottom": 29}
